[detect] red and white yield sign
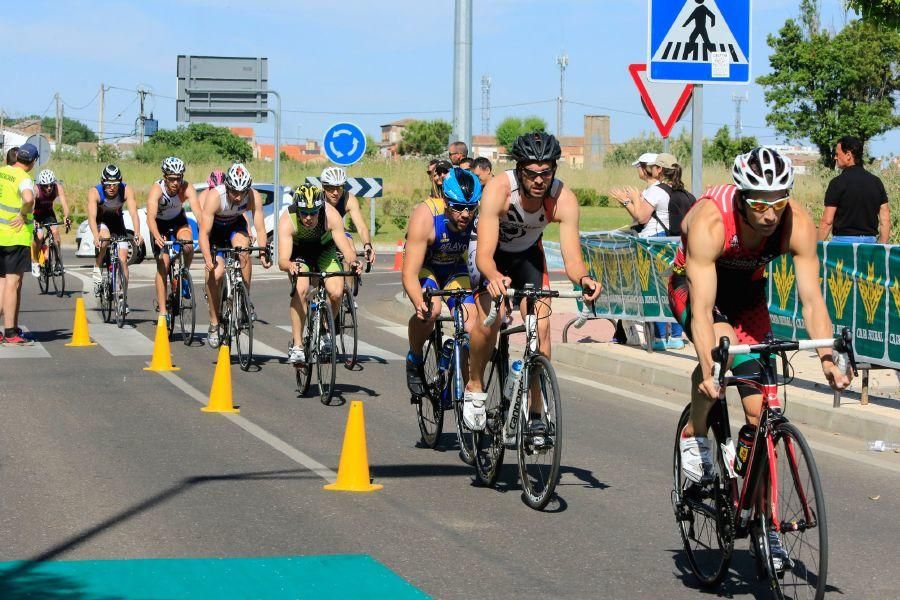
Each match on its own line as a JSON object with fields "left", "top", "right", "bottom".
{"left": 628, "top": 63, "right": 693, "bottom": 138}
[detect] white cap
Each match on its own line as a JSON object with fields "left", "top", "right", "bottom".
{"left": 632, "top": 153, "right": 658, "bottom": 166}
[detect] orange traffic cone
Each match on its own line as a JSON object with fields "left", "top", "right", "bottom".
{"left": 324, "top": 400, "right": 382, "bottom": 493}
{"left": 392, "top": 239, "right": 404, "bottom": 271}
{"left": 144, "top": 316, "right": 181, "bottom": 372}
{"left": 202, "top": 344, "right": 239, "bottom": 413}
{"left": 65, "top": 298, "right": 97, "bottom": 347}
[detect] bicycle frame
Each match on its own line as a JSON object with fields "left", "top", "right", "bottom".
{"left": 422, "top": 289, "right": 473, "bottom": 405}
{"left": 292, "top": 268, "right": 358, "bottom": 354}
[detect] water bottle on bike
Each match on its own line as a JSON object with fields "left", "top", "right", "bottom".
{"left": 503, "top": 360, "right": 524, "bottom": 443}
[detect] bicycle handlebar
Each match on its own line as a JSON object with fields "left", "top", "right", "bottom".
{"left": 483, "top": 288, "right": 594, "bottom": 328}
{"left": 711, "top": 327, "right": 857, "bottom": 387}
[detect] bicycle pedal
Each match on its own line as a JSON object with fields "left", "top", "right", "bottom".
{"left": 410, "top": 395, "right": 422, "bottom": 405}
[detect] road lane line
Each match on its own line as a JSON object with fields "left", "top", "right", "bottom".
{"left": 68, "top": 270, "right": 338, "bottom": 482}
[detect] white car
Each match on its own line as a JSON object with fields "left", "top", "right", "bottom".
{"left": 76, "top": 183, "right": 292, "bottom": 263}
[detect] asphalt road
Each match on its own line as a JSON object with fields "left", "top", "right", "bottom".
{"left": 1, "top": 250, "right": 899, "bottom": 599}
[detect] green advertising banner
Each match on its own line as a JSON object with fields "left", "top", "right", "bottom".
{"left": 580, "top": 233, "right": 899, "bottom": 369}
{"left": 889, "top": 246, "right": 900, "bottom": 365}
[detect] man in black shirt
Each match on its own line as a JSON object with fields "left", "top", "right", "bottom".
{"left": 817, "top": 135, "right": 890, "bottom": 244}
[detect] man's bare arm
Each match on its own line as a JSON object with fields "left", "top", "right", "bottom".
{"left": 878, "top": 202, "right": 891, "bottom": 244}
{"left": 474, "top": 175, "right": 509, "bottom": 281}
{"left": 817, "top": 206, "right": 836, "bottom": 241}
{"left": 401, "top": 204, "right": 433, "bottom": 309}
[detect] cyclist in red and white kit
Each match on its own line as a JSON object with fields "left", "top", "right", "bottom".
{"left": 672, "top": 146, "right": 851, "bottom": 570}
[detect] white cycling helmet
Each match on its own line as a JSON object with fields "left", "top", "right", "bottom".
{"left": 225, "top": 163, "right": 252, "bottom": 191}
{"left": 732, "top": 146, "right": 794, "bottom": 192}
{"left": 320, "top": 166, "right": 347, "bottom": 187}
{"left": 161, "top": 156, "right": 185, "bottom": 176}
{"left": 37, "top": 169, "right": 57, "bottom": 185}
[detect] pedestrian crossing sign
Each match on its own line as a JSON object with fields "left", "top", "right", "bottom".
{"left": 647, "top": 0, "right": 751, "bottom": 84}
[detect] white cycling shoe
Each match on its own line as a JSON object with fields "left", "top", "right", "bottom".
{"left": 463, "top": 390, "right": 487, "bottom": 431}
{"left": 680, "top": 435, "right": 714, "bottom": 484}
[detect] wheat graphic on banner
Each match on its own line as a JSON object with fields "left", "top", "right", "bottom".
{"left": 858, "top": 262, "right": 885, "bottom": 325}
{"left": 828, "top": 259, "right": 853, "bottom": 320}
{"left": 773, "top": 255, "right": 796, "bottom": 311}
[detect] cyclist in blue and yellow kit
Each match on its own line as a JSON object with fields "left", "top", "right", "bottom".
{"left": 402, "top": 168, "right": 481, "bottom": 417}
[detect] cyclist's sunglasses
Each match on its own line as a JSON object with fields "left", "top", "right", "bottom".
{"left": 745, "top": 194, "right": 790, "bottom": 212}
{"left": 164, "top": 175, "right": 183, "bottom": 183}
{"left": 447, "top": 202, "right": 476, "bottom": 214}
{"left": 519, "top": 166, "right": 555, "bottom": 181}
{"left": 297, "top": 209, "right": 319, "bottom": 217}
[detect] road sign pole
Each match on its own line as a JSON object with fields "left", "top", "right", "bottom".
{"left": 663, "top": 137, "right": 669, "bottom": 153}
{"left": 691, "top": 84, "right": 703, "bottom": 196}
{"left": 370, "top": 198, "right": 376, "bottom": 242}
{"left": 271, "top": 90, "right": 282, "bottom": 267}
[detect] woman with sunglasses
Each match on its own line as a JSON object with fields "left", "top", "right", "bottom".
{"left": 671, "top": 148, "right": 849, "bottom": 570}
{"left": 30, "top": 169, "right": 70, "bottom": 278}
{"left": 402, "top": 168, "right": 481, "bottom": 403}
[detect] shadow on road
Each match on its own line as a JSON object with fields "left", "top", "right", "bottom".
{"left": 557, "top": 465, "right": 610, "bottom": 490}
{"left": 26, "top": 329, "right": 71, "bottom": 344}
{"left": 0, "top": 467, "right": 315, "bottom": 595}
{"left": 371, "top": 463, "right": 475, "bottom": 479}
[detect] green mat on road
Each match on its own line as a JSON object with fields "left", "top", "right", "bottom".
{"left": 0, "top": 554, "right": 429, "bottom": 599}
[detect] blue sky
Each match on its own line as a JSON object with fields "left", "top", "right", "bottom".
{"left": 3, "top": 0, "right": 896, "bottom": 157}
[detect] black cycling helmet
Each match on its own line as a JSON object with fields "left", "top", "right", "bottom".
{"left": 510, "top": 131, "right": 561, "bottom": 163}
{"left": 101, "top": 164, "right": 122, "bottom": 183}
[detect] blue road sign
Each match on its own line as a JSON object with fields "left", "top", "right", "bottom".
{"left": 648, "top": 0, "right": 751, "bottom": 84}
{"left": 323, "top": 122, "right": 367, "bottom": 166}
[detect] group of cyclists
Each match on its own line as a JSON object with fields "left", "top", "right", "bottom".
{"left": 13, "top": 129, "right": 855, "bottom": 587}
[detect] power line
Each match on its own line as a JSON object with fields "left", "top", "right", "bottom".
{"left": 61, "top": 89, "right": 101, "bottom": 111}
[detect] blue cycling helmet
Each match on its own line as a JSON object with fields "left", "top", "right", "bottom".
{"left": 442, "top": 167, "right": 482, "bottom": 205}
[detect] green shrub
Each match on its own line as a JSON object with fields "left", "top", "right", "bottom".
{"left": 391, "top": 215, "right": 408, "bottom": 230}
{"left": 573, "top": 187, "right": 600, "bottom": 206}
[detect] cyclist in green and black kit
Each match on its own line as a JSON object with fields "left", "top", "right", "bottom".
{"left": 277, "top": 183, "right": 361, "bottom": 364}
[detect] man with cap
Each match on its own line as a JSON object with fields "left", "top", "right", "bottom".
{"left": 0, "top": 143, "right": 39, "bottom": 345}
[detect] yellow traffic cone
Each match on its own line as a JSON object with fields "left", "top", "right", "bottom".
{"left": 324, "top": 400, "right": 382, "bottom": 493}
{"left": 65, "top": 297, "right": 97, "bottom": 347}
{"left": 144, "top": 316, "right": 181, "bottom": 372}
{"left": 202, "top": 344, "right": 239, "bottom": 413}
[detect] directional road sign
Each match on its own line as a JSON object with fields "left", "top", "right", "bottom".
{"left": 306, "top": 177, "right": 383, "bottom": 198}
{"left": 628, "top": 64, "right": 692, "bottom": 139}
{"left": 323, "top": 122, "right": 367, "bottom": 166}
{"left": 648, "top": 0, "right": 751, "bottom": 84}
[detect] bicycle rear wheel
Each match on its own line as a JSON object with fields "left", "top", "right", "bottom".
{"left": 178, "top": 269, "right": 196, "bottom": 346}
{"left": 115, "top": 260, "right": 127, "bottom": 328}
{"left": 337, "top": 287, "right": 359, "bottom": 369}
{"left": 672, "top": 406, "right": 733, "bottom": 588}
{"left": 50, "top": 242, "right": 65, "bottom": 297}
{"left": 417, "top": 332, "right": 444, "bottom": 448}
{"left": 317, "top": 300, "right": 338, "bottom": 405}
{"left": 234, "top": 284, "right": 254, "bottom": 371}
{"left": 473, "top": 350, "right": 506, "bottom": 487}
{"left": 769, "top": 422, "right": 828, "bottom": 600}
{"left": 517, "top": 355, "right": 563, "bottom": 510}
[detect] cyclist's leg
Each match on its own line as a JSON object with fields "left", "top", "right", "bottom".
{"left": 445, "top": 271, "right": 474, "bottom": 382}
{"left": 467, "top": 288, "right": 502, "bottom": 394}
{"left": 406, "top": 268, "right": 440, "bottom": 397}
{"left": 95, "top": 221, "right": 111, "bottom": 283}
{"left": 289, "top": 259, "right": 312, "bottom": 356}
{"left": 154, "top": 239, "right": 171, "bottom": 317}
{"left": 176, "top": 221, "right": 194, "bottom": 269}
{"left": 231, "top": 227, "right": 251, "bottom": 291}
{"left": 205, "top": 240, "right": 226, "bottom": 329}
{"left": 319, "top": 247, "right": 344, "bottom": 315}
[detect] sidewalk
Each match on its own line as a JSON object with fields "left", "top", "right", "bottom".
{"left": 380, "top": 292, "right": 900, "bottom": 444}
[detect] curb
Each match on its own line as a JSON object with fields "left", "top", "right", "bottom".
{"left": 374, "top": 294, "right": 900, "bottom": 443}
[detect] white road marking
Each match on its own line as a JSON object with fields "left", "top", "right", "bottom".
{"left": 0, "top": 327, "right": 50, "bottom": 358}
{"left": 276, "top": 326, "right": 404, "bottom": 361}
{"left": 67, "top": 270, "right": 337, "bottom": 482}
{"left": 90, "top": 324, "right": 154, "bottom": 355}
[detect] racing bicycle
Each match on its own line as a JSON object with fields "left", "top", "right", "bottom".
{"left": 97, "top": 235, "right": 134, "bottom": 328}
{"left": 34, "top": 220, "right": 68, "bottom": 297}
{"left": 160, "top": 239, "right": 196, "bottom": 345}
{"left": 214, "top": 246, "right": 268, "bottom": 371}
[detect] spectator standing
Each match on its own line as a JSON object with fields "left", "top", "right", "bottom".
{"left": 0, "top": 142, "right": 38, "bottom": 345}
{"left": 448, "top": 140, "right": 468, "bottom": 166}
{"left": 818, "top": 135, "right": 890, "bottom": 244}
{"left": 459, "top": 157, "right": 474, "bottom": 171}
{"left": 472, "top": 157, "right": 493, "bottom": 187}
{"left": 428, "top": 160, "right": 451, "bottom": 199}
{"left": 610, "top": 153, "right": 687, "bottom": 350}
{"left": 6, "top": 146, "right": 18, "bottom": 166}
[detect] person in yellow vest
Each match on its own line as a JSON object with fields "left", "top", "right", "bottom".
{"left": 0, "top": 142, "right": 38, "bottom": 345}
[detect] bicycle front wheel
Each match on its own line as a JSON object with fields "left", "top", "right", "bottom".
{"left": 37, "top": 248, "right": 49, "bottom": 294}
{"left": 672, "top": 405, "right": 733, "bottom": 588}
{"left": 99, "top": 275, "right": 112, "bottom": 323}
{"left": 769, "top": 422, "right": 828, "bottom": 600}
{"left": 417, "top": 332, "right": 444, "bottom": 448}
{"left": 517, "top": 355, "right": 563, "bottom": 510}
{"left": 178, "top": 270, "right": 196, "bottom": 346}
{"left": 336, "top": 287, "right": 359, "bottom": 369}
{"left": 50, "top": 242, "right": 65, "bottom": 297}
{"left": 115, "top": 260, "right": 127, "bottom": 328}
{"left": 317, "top": 300, "right": 338, "bottom": 405}
{"left": 234, "top": 285, "right": 253, "bottom": 371}
{"left": 473, "top": 350, "right": 506, "bottom": 487}
{"left": 451, "top": 351, "right": 475, "bottom": 466}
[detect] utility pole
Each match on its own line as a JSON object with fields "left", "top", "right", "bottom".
{"left": 732, "top": 92, "right": 748, "bottom": 139}
{"left": 451, "top": 0, "right": 472, "bottom": 149}
{"left": 481, "top": 74, "right": 491, "bottom": 135}
{"left": 556, "top": 53, "right": 568, "bottom": 137}
{"left": 137, "top": 88, "right": 148, "bottom": 144}
{"left": 98, "top": 83, "right": 105, "bottom": 145}
{"left": 55, "top": 92, "right": 62, "bottom": 146}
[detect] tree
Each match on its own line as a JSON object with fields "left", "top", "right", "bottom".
{"left": 495, "top": 116, "right": 548, "bottom": 149}
{"left": 703, "top": 126, "right": 759, "bottom": 165}
{"left": 135, "top": 122, "right": 253, "bottom": 163}
{"left": 9, "top": 115, "right": 97, "bottom": 145}
{"left": 757, "top": 19, "right": 900, "bottom": 166}
{"left": 846, "top": 0, "right": 900, "bottom": 29}
{"left": 364, "top": 134, "right": 378, "bottom": 158}
{"left": 397, "top": 119, "right": 452, "bottom": 156}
